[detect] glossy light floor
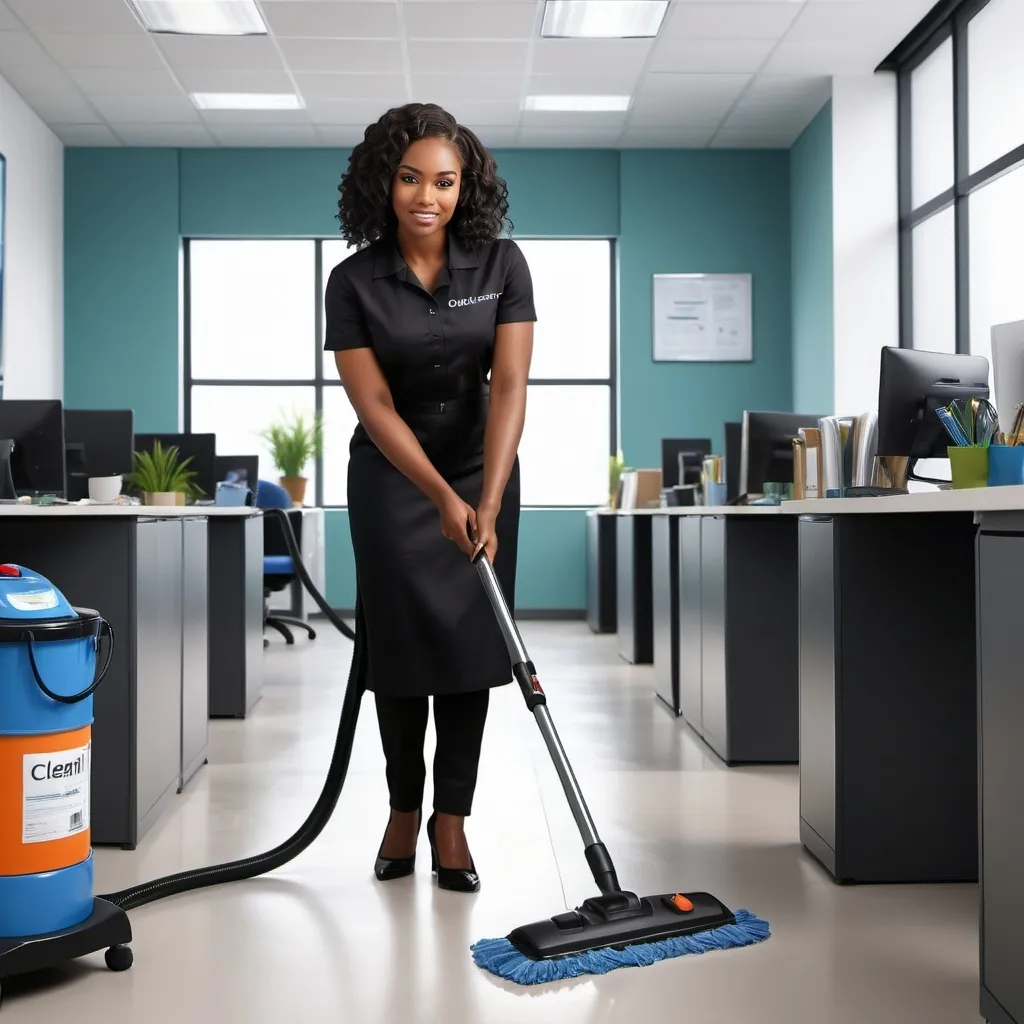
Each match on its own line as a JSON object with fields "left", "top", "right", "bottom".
{"left": 4, "top": 622, "right": 981, "bottom": 1023}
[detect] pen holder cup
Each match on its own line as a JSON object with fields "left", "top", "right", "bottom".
{"left": 948, "top": 446, "right": 989, "bottom": 490}
{"left": 987, "top": 444, "right": 1024, "bottom": 487}
{"left": 704, "top": 482, "right": 728, "bottom": 507}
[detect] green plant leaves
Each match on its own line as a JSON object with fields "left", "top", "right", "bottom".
{"left": 259, "top": 410, "right": 324, "bottom": 479}
{"left": 125, "top": 439, "right": 203, "bottom": 498}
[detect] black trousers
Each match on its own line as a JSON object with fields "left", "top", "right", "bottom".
{"left": 374, "top": 689, "right": 490, "bottom": 816}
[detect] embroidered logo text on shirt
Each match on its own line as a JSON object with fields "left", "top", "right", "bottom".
{"left": 449, "top": 291, "right": 501, "bottom": 308}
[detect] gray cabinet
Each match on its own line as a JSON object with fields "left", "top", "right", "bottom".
{"left": 796, "top": 512, "right": 978, "bottom": 884}
{"left": 678, "top": 515, "right": 703, "bottom": 733}
{"left": 180, "top": 516, "right": 209, "bottom": 788}
{"left": 586, "top": 510, "right": 617, "bottom": 633}
{"left": 616, "top": 514, "right": 653, "bottom": 664}
{"left": 652, "top": 514, "right": 680, "bottom": 713}
{"left": 977, "top": 524, "right": 1024, "bottom": 1024}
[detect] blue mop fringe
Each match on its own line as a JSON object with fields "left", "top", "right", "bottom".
{"left": 470, "top": 908, "right": 770, "bottom": 985}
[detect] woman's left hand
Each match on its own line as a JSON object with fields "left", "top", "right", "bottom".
{"left": 473, "top": 501, "right": 499, "bottom": 564}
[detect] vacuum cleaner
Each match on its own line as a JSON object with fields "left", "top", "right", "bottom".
{"left": 1, "top": 507, "right": 765, "bottom": 1004}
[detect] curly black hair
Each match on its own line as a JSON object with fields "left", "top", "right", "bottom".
{"left": 337, "top": 103, "right": 511, "bottom": 251}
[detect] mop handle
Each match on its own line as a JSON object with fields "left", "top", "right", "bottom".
{"left": 473, "top": 553, "right": 620, "bottom": 892}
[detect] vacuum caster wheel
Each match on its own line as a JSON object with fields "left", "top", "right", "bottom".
{"left": 105, "top": 944, "right": 133, "bottom": 972}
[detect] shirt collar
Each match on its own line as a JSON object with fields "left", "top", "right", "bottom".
{"left": 371, "top": 232, "right": 481, "bottom": 279}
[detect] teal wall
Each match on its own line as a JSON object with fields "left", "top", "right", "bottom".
{"left": 64, "top": 144, "right": 795, "bottom": 610}
{"left": 790, "top": 102, "right": 835, "bottom": 414}
{"left": 618, "top": 151, "right": 793, "bottom": 464}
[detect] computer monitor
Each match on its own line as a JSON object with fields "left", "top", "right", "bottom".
{"left": 215, "top": 455, "right": 259, "bottom": 490}
{"left": 0, "top": 399, "right": 66, "bottom": 498}
{"left": 724, "top": 421, "right": 741, "bottom": 502}
{"left": 134, "top": 432, "right": 217, "bottom": 499}
{"left": 660, "top": 437, "right": 711, "bottom": 489}
{"left": 64, "top": 409, "right": 135, "bottom": 501}
{"left": 0, "top": 439, "right": 15, "bottom": 500}
{"left": 740, "top": 411, "right": 825, "bottom": 498}
{"left": 876, "top": 347, "right": 990, "bottom": 481}
{"left": 991, "top": 320, "right": 1024, "bottom": 421}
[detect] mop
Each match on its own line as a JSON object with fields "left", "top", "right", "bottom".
{"left": 467, "top": 551, "right": 770, "bottom": 985}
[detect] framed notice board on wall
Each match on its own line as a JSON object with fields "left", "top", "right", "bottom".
{"left": 652, "top": 273, "right": 752, "bottom": 363}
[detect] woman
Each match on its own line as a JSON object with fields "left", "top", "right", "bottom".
{"left": 324, "top": 103, "right": 535, "bottom": 893}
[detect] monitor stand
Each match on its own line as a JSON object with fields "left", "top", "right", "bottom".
{"left": 0, "top": 439, "right": 17, "bottom": 501}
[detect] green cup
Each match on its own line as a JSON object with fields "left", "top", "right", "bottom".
{"left": 948, "top": 446, "right": 989, "bottom": 489}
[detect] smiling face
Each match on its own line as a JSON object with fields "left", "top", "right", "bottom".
{"left": 391, "top": 136, "right": 463, "bottom": 242}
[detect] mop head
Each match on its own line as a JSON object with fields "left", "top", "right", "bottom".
{"left": 471, "top": 908, "right": 770, "bottom": 985}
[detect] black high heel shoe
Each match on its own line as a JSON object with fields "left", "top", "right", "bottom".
{"left": 426, "top": 812, "right": 480, "bottom": 893}
{"left": 374, "top": 809, "right": 421, "bottom": 881}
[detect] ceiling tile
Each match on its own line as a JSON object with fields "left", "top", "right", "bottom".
{"left": 638, "top": 72, "right": 751, "bottom": 102}
{"left": 531, "top": 38, "right": 653, "bottom": 76}
{"left": 199, "top": 107, "right": 313, "bottom": 124}
{"left": 211, "top": 124, "right": 321, "bottom": 146}
{"left": 621, "top": 126, "right": 717, "bottom": 147}
{"left": 404, "top": 3, "right": 537, "bottom": 39}
{"left": 173, "top": 68, "right": 295, "bottom": 94}
{"left": 262, "top": 2, "right": 400, "bottom": 38}
{"left": 744, "top": 72, "right": 832, "bottom": 105}
{"left": 521, "top": 109, "right": 626, "bottom": 128}
{"left": 296, "top": 72, "right": 407, "bottom": 100}
{"left": 650, "top": 38, "right": 774, "bottom": 73}
{"left": 66, "top": 67, "right": 185, "bottom": 98}
{"left": 760, "top": 38, "right": 888, "bottom": 74}
{"left": 411, "top": 73, "right": 523, "bottom": 104}
{"left": 472, "top": 126, "right": 520, "bottom": 148}
{"left": 52, "top": 123, "right": 121, "bottom": 146}
{"left": 0, "top": 3, "right": 19, "bottom": 30}
{"left": 785, "top": 1, "right": 931, "bottom": 43}
{"left": 5, "top": 0, "right": 140, "bottom": 32}
{"left": 89, "top": 92, "right": 200, "bottom": 123}
{"left": 407, "top": 40, "right": 529, "bottom": 75}
{"left": 38, "top": 31, "right": 166, "bottom": 70}
{"left": 316, "top": 125, "right": 373, "bottom": 147}
{"left": 445, "top": 101, "right": 523, "bottom": 126}
{"left": 662, "top": 3, "right": 801, "bottom": 40}
{"left": 26, "top": 92, "right": 103, "bottom": 122}
{"left": 517, "top": 126, "right": 622, "bottom": 147}
{"left": 527, "top": 73, "right": 641, "bottom": 95}
{"left": 156, "top": 35, "right": 285, "bottom": 71}
{"left": 112, "top": 123, "right": 217, "bottom": 146}
{"left": 721, "top": 100, "right": 822, "bottom": 135}
{"left": 278, "top": 37, "right": 404, "bottom": 73}
{"left": 306, "top": 97, "right": 407, "bottom": 124}
{"left": 0, "top": 29, "right": 62, "bottom": 69}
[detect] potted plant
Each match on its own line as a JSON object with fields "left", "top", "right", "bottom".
{"left": 609, "top": 450, "right": 626, "bottom": 508}
{"left": 259, "top": 410, "right": 323, "bottom": 507}
{"left": 125, "top": 440, "right": 202, "bottom": 506}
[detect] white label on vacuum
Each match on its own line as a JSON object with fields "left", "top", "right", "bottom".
{"left": 22, "top": 742, "right": 91, "bottom": 844}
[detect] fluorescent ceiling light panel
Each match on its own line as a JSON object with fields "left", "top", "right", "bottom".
{"left": 541, "top": 0, "right": 668, "bottom": 38}
{"left": 191, "top": 92, "right": 304, "bottom": 110}
{"left": 524, "top": 95, "right": 631, "bottom": 112}
{"left": 127, "top": 0, "right": 267, "bottom": 36}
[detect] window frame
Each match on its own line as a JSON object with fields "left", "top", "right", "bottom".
{"left": 881, "top": 0, "right": 1024, "bottom": 353}
{"left": 182, "top": 236, "right": 619, "bottom": 510}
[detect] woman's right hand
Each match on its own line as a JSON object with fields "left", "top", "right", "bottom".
{"left": 437, "top": 491, "right": 478, "bottom": 557}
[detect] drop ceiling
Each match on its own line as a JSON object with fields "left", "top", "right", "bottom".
{"left": 0, "top": 0, "right": 934, "bottom": 149}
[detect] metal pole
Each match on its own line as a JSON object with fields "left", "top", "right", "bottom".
{"left": 474, "top": 555, "right": 602, "bottom": 850}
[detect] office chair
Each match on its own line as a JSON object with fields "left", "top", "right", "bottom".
{"left": 255, "top": 479, "right": 317, "bottom": 647}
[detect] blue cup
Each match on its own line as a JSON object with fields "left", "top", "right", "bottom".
{"left": 987, "top": 444, "right": 1024, "bottom": 486}
{"left": 704, "top": 482, "right": 728, "bottom": 506}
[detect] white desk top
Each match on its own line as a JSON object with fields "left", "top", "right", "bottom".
{"left": 783, "top": 486, "right": 1024, "bottom": 516}
{"left": 0, "top": 503, "right": 261, "bottom": 518}
{"left": 590, "top": 505, "right": 779, "bottom": 517}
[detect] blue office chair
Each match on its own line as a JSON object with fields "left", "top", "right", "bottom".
{"left": 256, "top": 479, "right": 316, "bottom": 646}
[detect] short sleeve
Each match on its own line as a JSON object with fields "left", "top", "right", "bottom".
{"left": 324, "top": 263, "right": 372, "bottom": 351}
{"left": 495, "top": 241, "right": 537, "bottom": 326}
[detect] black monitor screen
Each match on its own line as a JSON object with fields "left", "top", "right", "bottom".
{"left": 64, "top": 409, "right": 135, "bottom": 501}
{"left": 0, "top": 399, "right": 66, "bottom": 497}
{"left": 134, "top": 432, "right": 217, "bottom": 499}
{"left": 661, "top": 438, "right": 712, "bottom": 488}
{"left": 741, "top": 411, "right": 824, "bottom": 497}
{"left": 877, "top": 347, "right": 990, "bottom": 464}
{"left": 724, "top": 421, "right": 741, "bottom": 502}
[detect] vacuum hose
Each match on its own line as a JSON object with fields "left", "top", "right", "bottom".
{"left": 98, "top": 507, "right": 363, "bottom": 911}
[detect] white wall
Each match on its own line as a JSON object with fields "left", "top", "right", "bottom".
{"left": 0, "top": 73, "right": 63, "bottom": 400}
{"left": 831, "top": 73, "right": 900, "bottom": 415}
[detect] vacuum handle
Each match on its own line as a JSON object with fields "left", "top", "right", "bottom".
{"left": 26, "top": 618, "right": 115, "bottom": 705}
{"left": 473, "top": 551, "right": 530, "bottom": 666}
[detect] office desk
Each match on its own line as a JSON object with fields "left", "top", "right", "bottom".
{"left": 585, "top": 509, "right": 617, "bottom": 634}
{"left": 785, "top": 486, "right": 1024, "bottom": 1024}
{"left": 0, "top": 504, "right": 261, "bottom": 848}
{"left": 614, "top": 510, "right": 654, "bottom": 664}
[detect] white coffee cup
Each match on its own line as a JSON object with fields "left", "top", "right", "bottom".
{"left": 88, "top": 475, "right": 123, "bottom": 503}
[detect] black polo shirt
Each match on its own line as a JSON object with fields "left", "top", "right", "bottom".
{"left": 323, "top": 235, "right": 536, "bottom": 402}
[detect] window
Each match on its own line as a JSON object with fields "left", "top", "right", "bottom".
{"left": 184, "top": 238, "right": 616, "bottom": 508}
{"left": 886, "top": 0, "right": 1024, "bottom": 358}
